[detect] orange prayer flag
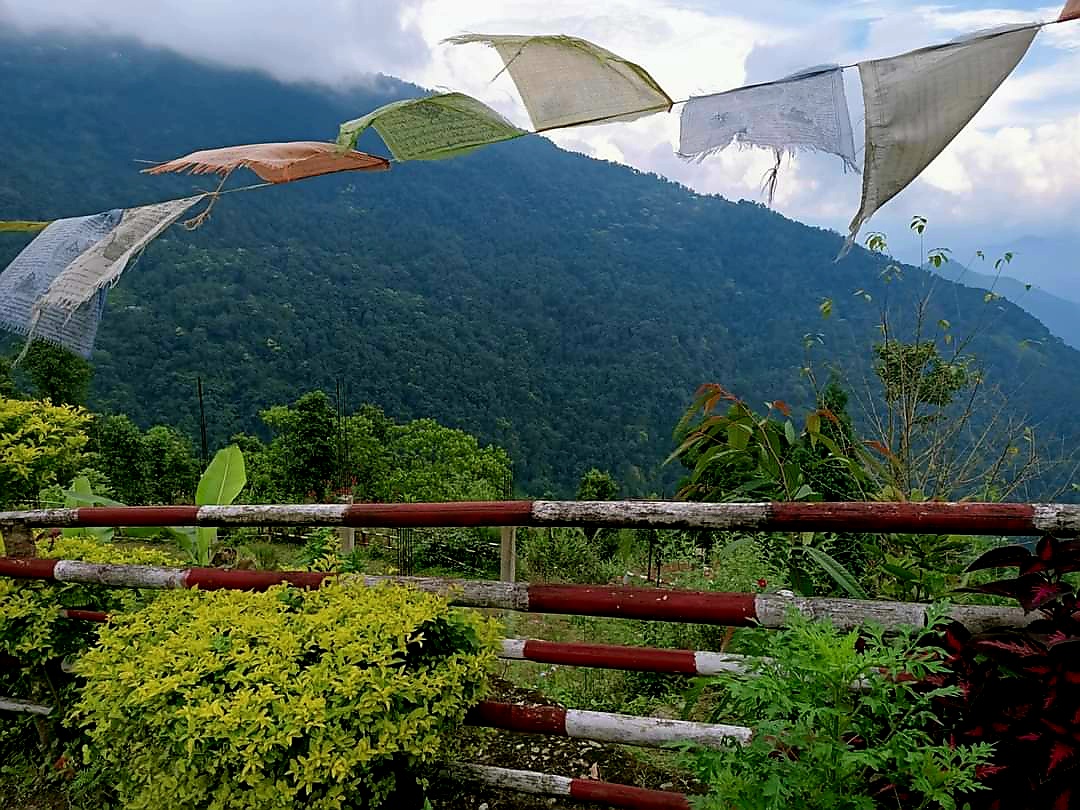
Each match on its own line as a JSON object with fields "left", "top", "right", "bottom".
{"left": 143, "top": 142, "right": 390, "bottom": 184}
{"left": 1060, "top": 0, "right": 1080, "bottom": 21}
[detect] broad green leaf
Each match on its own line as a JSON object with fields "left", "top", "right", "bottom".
{"left": 173, "top": 527, "right": 198, "bottom": 563}
{"left": 882, "top": 563, "right": 919, "bottom": 582}
{"left": 196, "top": 445, "right": 246, "bottom": 507}
{"left": 783, "top": 420, "right": 797, "bottom": 446}
{"left": 800, "top": 546, "right": 868, "bottom": 599}
{"left": 195, "top": 527, "right": 215, "bottom": 567}
{"left": 63, "top": 478, "right": 125, "bottom": 507}
{"left": 664, "top": 431, "right": 707, "bottom": 465}
{"left": 727, "top": 422, "right": 751, "bottom": 451}
{"left": 63, "top": 477, "right": 115, "bottom": 541}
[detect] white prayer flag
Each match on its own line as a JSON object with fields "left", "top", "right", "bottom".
{"left": 38, "top": 196, "right": 205, "bottom": 312}
{"left": 0, "top": 196, "right": 204, "bottom": 357}
{"left": 846, "top": 24, "right": 1039, "bottom": 253}
{"left": 678, "top": 66, "right": 857, "bottom": 172}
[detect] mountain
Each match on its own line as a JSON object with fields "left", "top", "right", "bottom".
{"left": 934, "top": 264, "right": 1080, "bottom": 351}
{"left": 979, "top": 236, "right": 1080, "bottom": 305}
{"left": 1, "top": 33, "right": 1079, "bottom": 497}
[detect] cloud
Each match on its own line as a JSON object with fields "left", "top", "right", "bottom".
{"left": 1, "top": 0, "right": 432, "bottom": 86}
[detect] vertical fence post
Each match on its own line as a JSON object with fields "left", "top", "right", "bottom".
{"left": 1, "top": 521, "right": 34, "bottom": 557}
{"left": 336, "top": 495, "right": 355, "bottom": 555}
{"left": 500, "top": 526, "right": 517, "bottom": 583}
{"left": 499, "top": 467, "right": 516, "bottom": 583}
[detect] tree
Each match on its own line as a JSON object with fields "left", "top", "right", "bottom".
{"left": 89, "top": 414, "right": 145, "bottom": 503}
{"left": 141, "top": 425, "right": 199, "bottom": 504}
{"left": 20, "top": 341, "right": 92, "bottom": 406}
{"left": 376, "top": 418, "right": 511, "bottom": 503}
{"left": 576, "top": 468, "right": 619, "bottom": 502}
{"left": 576, "top": 468, "right": 620, "bottom": 554}
{"left": 87, "top": 416, "right": 199, "bottom": 504}
{"left": 854, "top": 220, "right": 1052, "bottom": 502}
{"left": 260, "top": 391, "right": 338, "bottom": 501}
{"left": 229, "top": 432, "right": 277, "bottom": 501}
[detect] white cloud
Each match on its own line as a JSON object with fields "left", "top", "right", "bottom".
{"left": 1, "top": 0, "right": 432, "bottom": 85}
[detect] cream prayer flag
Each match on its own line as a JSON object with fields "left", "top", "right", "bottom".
{"left": 445, "top": 34, "right": 673, "bottom": 131}
{"left": 337, "top": 93, "right": 526, "bottom": 161}
{"left": 846, "top": 24, "right": 1039, "bottom": 253}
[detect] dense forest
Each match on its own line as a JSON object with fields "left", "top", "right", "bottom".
{"left": 2, "top": 33, "right": 1079, "bottom": 496}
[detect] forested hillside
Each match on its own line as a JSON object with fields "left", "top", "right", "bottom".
{"left": 2, "top": 33, "right": 1078, "bottom": 496}
{"left": 936, "top": 262, "right": 1080, "bottom": 350}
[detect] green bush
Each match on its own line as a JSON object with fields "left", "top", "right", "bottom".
{"left": 74, "top": 581, "right": 498, "bottom": 810}
{"left": 519, "top": 527, "right": 621, "bottom": 584}
{"left": 685, "top": 610, "right": 990, "bottom": 810}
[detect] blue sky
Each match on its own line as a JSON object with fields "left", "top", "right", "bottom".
{"left": 4, "top": 1, "right": 1079, "bottom": 291}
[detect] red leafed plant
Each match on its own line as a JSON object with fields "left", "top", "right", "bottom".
{"left": 927, "top": 535, "right": 1080, "bottom": 809}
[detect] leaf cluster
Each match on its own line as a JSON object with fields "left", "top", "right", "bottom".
{"left": 671, "top": 383, "right": 866, "bottom": 504}
{"left": 687, "top": 612, "right": 990, "bottom": 810}
{"left": 925, "top": 536, "right": 1080, "bottom": 808}
{"left": 0, "top": 396, "right": 89, "bottom": 507}
{"left": 74, "top": 581, "right": 498, "bottom": 809}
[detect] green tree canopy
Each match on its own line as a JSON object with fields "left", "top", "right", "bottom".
{"left": 20, "top": 341, "right": 92, "bottom": 406}
{"left": 577, "top": 468, "right": 620, "bottom": 501}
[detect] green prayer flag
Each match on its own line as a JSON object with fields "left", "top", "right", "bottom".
{"left": 337, "top": 92, "right": 526, "bottom": 161}
{"left": 0, "top": 220, "right": 50, "bottom": 233}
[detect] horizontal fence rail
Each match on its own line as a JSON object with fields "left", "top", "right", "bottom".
{"left": 0, "top": 697, "right": 51, "bottom": 716}
{"left": 449, "top": 763, "right": 692, "bottom": 810}
{"left": 0, "top": 559, "right": 1034, "bottom": 632}
{"left": 499, "top": 638, "right": 752, "bottom": 676}
{"left": 1, "top": 500, "right": 1078, "bottom": 534}
{"left": 467, "top": 701, "right": 751, "bottom": 749}
{"left": 0, "top": 696, "right": 750, "bottom": 752}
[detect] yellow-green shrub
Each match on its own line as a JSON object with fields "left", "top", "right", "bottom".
{"left": 0, "top": 536, "right": 178, "bottom": 674}
{"left": 75, "top": 582, "right": 498, "bottom": 810}
{"left": 0, "top": 396, "right": 89, "bottom": 507}
{"left": 0, "top": 535, "right": 181, "bottom": 789}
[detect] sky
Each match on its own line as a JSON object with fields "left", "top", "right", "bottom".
{"left": 3, "top": 0, "right": 1079, "bottom": 290}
